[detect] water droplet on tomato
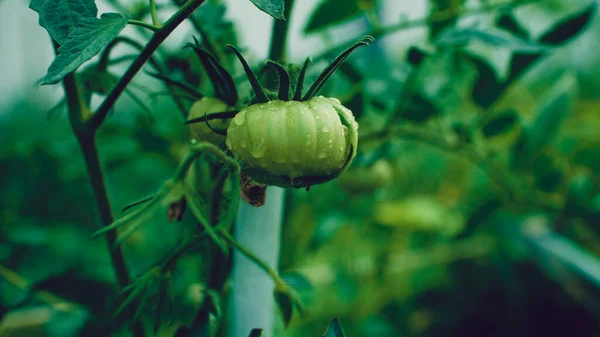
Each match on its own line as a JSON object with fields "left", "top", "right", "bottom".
{"left": 234, "top": 114, "right": 245, "bottom": 126}
{"left": 318, "top": 152, "right": 327, "bottom": 159}
{"left": 249, "top": 137, "right": 266, "bottom": 158}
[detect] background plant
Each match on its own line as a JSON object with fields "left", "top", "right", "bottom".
{"left": 1, "top": 0, "right": 600, "bottom": 337}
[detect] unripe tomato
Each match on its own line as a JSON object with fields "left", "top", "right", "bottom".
{"left": 338, "top": 160, "right": 393, "bottom": 193}
{"left": 374, "top": 196, "right": 463, "bottom": 236}
{"left": 226, "top": 96, "right": 359, "bottom": 188}
{"left": 188, "top": 97, "right": 231, "bottom": 146}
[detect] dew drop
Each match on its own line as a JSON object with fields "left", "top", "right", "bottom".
{"left": 249, "top": 137, "right": 266, "bottom": 158}
{"left": 318, "top": 152, "right": 327, "bottom": 159}
{"left": 322, "top": 127, "right": 329, "bottom": 133}
{"left": 233, "top": 114, "right": 245, "bottom": 126}
{"left": 342, "top": 126, "right": 349, "bottom": 137}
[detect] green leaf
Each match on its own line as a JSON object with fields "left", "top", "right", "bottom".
{"left": 323, "top": 318, "right": 346, "bottom": 337}
{"left": 481, "top": 110, "right": 519, "bottom": 138}
{"left": 572, "top": 141, "right": 600, "bottom": 174}
{"left": 274, "top": 288, "right": 293, "bottom": 327}
{"left": 304, "top": 0, "right": 362, "bottom": 33}
{"left": 29, "top": 0, "right": 98, "bottom": 44}
{"left": 525, "top": 72, "right": 577, "bottom": 154}
{"left": 43, "top": 13, "right": 128, "bottom": 85}
{"left": 456, "top": 198, "right": 503, "bottom": 239}
{"left": 249, "top": 0, "right": 285, "bottom": 20}
{"left": 248, "top": 329, "right": 264, "bottom": 337}
{"left": 538, "top": 2, "right": 597, "bottom": 45}
{"left": 434, "top": 25, "right": 547, "bottom": 53}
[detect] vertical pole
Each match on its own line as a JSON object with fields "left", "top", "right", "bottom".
{"left": 229, "top": 187, "right": 285, "bottom": 337}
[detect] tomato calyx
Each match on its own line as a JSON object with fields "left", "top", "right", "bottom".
{"left": 227, "top": 35, "right": 375, "bottom": 105}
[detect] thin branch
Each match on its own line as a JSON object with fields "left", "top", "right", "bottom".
{"left": 128, "top": 19, "right": 161, "bottom": 32}
{"left": 90, "top": 0, "right": 207, "bottom": 130}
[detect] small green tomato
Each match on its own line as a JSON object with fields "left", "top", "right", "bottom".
{"left": 226, "top": 97, "right": 358, "bottom": 187}
{"left": 188, "top": 97, "right": 231, "bottom": 145}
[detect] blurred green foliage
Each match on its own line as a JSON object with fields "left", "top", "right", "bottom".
{"left": 2, "top": 0, "right": 600, "bottom": 336}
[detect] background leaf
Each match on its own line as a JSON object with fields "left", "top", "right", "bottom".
{"left": 43, "top": 13, "right": 128, "bottom": 84}
{"left": 249, "top": 0, "right": 285, "bottom": 20}
{"left": 304, "top": 0, "right": 362, "bottom": 33}
{"left": 29, "top": 0, "right": 98, "bottom": 44}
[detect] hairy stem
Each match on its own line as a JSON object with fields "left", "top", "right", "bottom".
{"left": 62, "top": 71, "right": 147, "bottom": 337}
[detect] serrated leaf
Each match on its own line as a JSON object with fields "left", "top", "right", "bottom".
{"left": 275, "top": 289, "right": 293, "bottom": 327}
{"left": 304, "top": 0, "right": 361, "bottom": 33}
{"left": 435, "top": 25, "right": 547, "bottom": 53}
{"left": 29, "top": 0, "right": 98, "bottom": 44}
{"left": 323, "top": 318, "right": 346, "bottom": 337}
{"left": 43, "top": 13, "right": 128, "bottom": 85}
{"left": 249, "top": 0, "right": 285, "bottom": 20}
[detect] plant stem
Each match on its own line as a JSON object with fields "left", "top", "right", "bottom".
{"left": 90, "top": 0, "right": 206, "bottom": 130}
{"left": 267, "top": 0, "right": 295, "bottom": 61}
{"left": 222, "top": 231, "right": 284, "bottom": 285}
{"left": 57, "top": 41, "right": 148, "bottom": 337}
{"left": 149, "top": 0, "right": 160, "bottom": 26}
{"left": 128, "top": 19, "right": 161, "bottom": 32}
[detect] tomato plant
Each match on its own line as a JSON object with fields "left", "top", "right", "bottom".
{"left": 2, "top": 1, "right": 600, "bottom": 337}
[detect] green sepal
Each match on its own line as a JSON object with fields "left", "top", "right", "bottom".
{"left": 185, "top": 110, "right": 239, "bottom": 124}
{"left": 303, "top": 35, "right": 374, "bottom": 101}
{"left": 187, "top": 37, "right": 238, "bottom": 105}
{"left": 204, "top": 118, "right": 228, "bottom": 136}
{"left": 145, "top": 70, "right": 204, "bottom": 99}
{"left": 226, "top": 44, "right": 270, "bottom": 103}
{"left": 293, "top": 57, "right": 311, "bottom": 101}
{"left": 265, "top": 60, "right": 291, "bottom": 101}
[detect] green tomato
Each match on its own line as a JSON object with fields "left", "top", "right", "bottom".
{"left": 226, "top": 96, "right": 359, "bottom": 188}
{"left": 338, "top": 160, "right": 393, "bottom": 193}
{"left": 188, "top": 97, "right": 231, "bottom": 145}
